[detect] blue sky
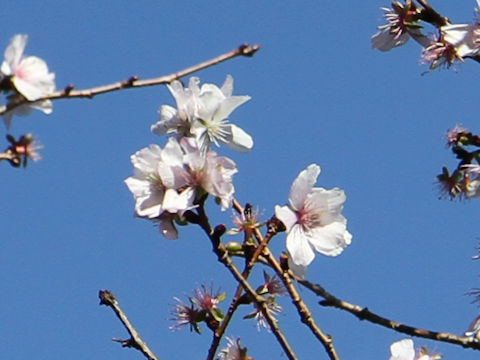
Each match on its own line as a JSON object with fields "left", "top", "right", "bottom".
{"left": 2, "top": 1, "right": 480, "bottom": 359}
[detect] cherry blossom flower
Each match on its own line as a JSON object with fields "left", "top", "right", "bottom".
{"left": 169, "top": 297, "right": 201, "bottom": 333}
{"left": 3, "top": 133, "right": 42, "bottom": 167}
{"left": 244, "top": 296, "right": 282, "bottom": 332}
{"left": 218, "top": 337, "right": 252, "bottom": 360}
{"left": 151, "top": 75, "right": 252, "bottom": 153}
{"left": 125, "top": 137, "right": 237, "bottom": 238}
{"left": 423, "top": 1, "right": 480, "bottom": 70}
{"left": 372, "top": 2, "right": 430, "bottom": 52}
{"left": 389, "top": 339, "right": 442, "bottom": 360}
{"left": 446, "top": 125, "right": 468, "bottom": 146}
{"left": 1, "top": 34, "right": 55, "bottom": 127}
{"left": 275, "top": 164, "right": 352, "bottom": 278}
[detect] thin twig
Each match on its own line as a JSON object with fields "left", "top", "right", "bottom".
{"left": 0, "top": 43, "right": 260, "bottom": 116}
{"left": 299, "top": 279, "right": 480, "bottom": 351}
{"left": 99, "top": 290, "right": 159, "bottom": 360}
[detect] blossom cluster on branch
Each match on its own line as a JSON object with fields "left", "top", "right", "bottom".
{"left": 6, "top": 19, "right": 479, "bottom": 357}
{"left": 372, "top": 0, "right": 480, "bottom": 70}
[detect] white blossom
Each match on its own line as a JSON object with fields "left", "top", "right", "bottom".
{"left": 389, "top": 339, "right": 442, "bottom": 360}
{"left": 275, "top": 164, "right": 351, "bottom": 278}
{"left": 372, "top": 3, "right": 430, "bottom": 52}
{"left": 125, "top": 138, "right": 237, "bottom": 238}
{"left": 218, "top": 337, "right": 250, "bottom": 360}
{"left": 1, "top": 34, "right": 55, "bottom": 127}
{"left": 151, "top": 75, "right": 252, "bottom": 153}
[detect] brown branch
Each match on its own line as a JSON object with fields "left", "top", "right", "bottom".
{"left": 99, "top": 290, "right": 159, "bottom": 360}
{"left": 416, "top": 0, "right": 450, "bottom": 28}
{"left": 207, "top": 201, "right": 277, "bottom": 359}
{"left": 299, "top": 279, "right": 480, "bottom": 351}
{"left": 232, "top": 199, "right": 340, "bottom": 360}
{"left": 0, "top": 43, "right": 260, "bottom": 116}
{"left": 194, "top": 203, "right": 298, "bottom": 360}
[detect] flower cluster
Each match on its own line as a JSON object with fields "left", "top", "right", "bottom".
{"left": 151, "top": 75, "right": 252, "bottom": 154}
{"left": 1, "top": 133, "right": 41, "bottom": 167}
{"left": 437, "top": 126, "right": 480, "bottom": 200}
{"left": 125, "top": 75, "right": 250, "bottom": 238}
{"left": 125, "top": 136, "right": 238, "bottom": 238}
{"left": 275, "top": 164, "right": 352, "bottom": 278}
{"left": 389, "top": 339, "right": 442, "bottom": 360}
{"left": 0, "top": 34, "right": 55, "bottom": 128}
{"left": 169, "top": 285, "right": 226, "bottom": 334}
{"left": 371, "top": 1, "right": 430, "bottom": 52}
{"left": 373, "top": 0, "right": 480, "bottom": 71}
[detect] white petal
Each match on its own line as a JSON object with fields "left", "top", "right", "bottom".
{"left": 307, "top": 222, "right": 351, "bottom": 256}
{"left": 286, "top": 224, "right": 315, "bottom": 267}
{"left": 135, "top": 192, "right": 164, "bottom": 218}
{"left": 389, "top": 339, "right": 415, "bottom": 360}
{"left": 213, "top": 95, "right": 250, "bottom": 122}
{"left": 221, "top": 124, "right": 253, "bottom": 152}
{"left": 162, "top": 187, "right": 195, "bottom": 213}
{"left": 220, "top": 74, "right": 234, "bottom": 97}
{"left": 442, "top": 24, "right": 470, "bottom": 46}
{"left": 289, "top": 164, "right": 320, "bottom": 211}
{"left": 371, "top": 29, "right": 409, "bottom": 52}
{"left": 274, "top": 205, "right": 298, "bottom": 232}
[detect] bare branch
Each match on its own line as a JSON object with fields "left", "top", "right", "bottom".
{"left": 0, "top": 43, "right": 260, "bottom": 116}
{"left": 99, "top": 290, "right": 160, "bottom": 360}
{"left": 299, "top": 279, "right": 480, "bottom": 351}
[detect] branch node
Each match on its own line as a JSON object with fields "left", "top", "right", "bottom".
{"left": 238, "top": 43, "right": 260, "bottom": 57}
{"left": 63, "top": 84, "right": 75, "bottom": 95}
{"left": 98, "top": 289, "right": 116, "bottom": 306}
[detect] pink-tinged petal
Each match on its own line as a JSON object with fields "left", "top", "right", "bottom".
{"left": 286, "top": 224, "right": 315, "bottom": 267}
{"left": 221, "top": 124, "right": 253, "bottom": 153}
{"left": 274, "top": 205, "right": 298, "bottom": 232}
{"left": 389, "top": 339, "right": 415, "bottom": 360}
{"left": 308, "top": 222, "right": 352, "bottom": 256}
{"left": 289, "top": 164, "right": 320, "bottom": 210}
{"left": 2, "top": 34, "right": 27, "bottom": 75}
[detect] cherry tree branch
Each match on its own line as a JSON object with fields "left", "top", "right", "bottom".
{"left": 190, "top": 202, "right": 298, "bottom": 360}
{"left": 0, "top": 43, "right": 260, "bottom": 116}
{"left": 299, "top": 279, "right": 480, "bottom": 351}
{"left": 98, "top": 290, "right": 160, "bottom": 360}
{"left": 207, "top": 203, "right": 279, "bottom": 358}
{"left": 231, "top": 200, "right": 341, "bottom": 360}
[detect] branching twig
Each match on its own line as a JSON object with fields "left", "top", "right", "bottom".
{"left": 207, "top": 201, "right": 278, "bottom": 358}
{"left": 98, "top": 290, "right": 159, "bottom": 360}
{"left": 232, "top": 199, "right": 340, "bottom": 360}
{"left": 299, "top": 279, "right": 480, "bottom": 351}
{"left": 194, "top": 203, "right": 298, "bottom": 360}
{"left": 0, "top": 43, "right": 260, "bottom": 116}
